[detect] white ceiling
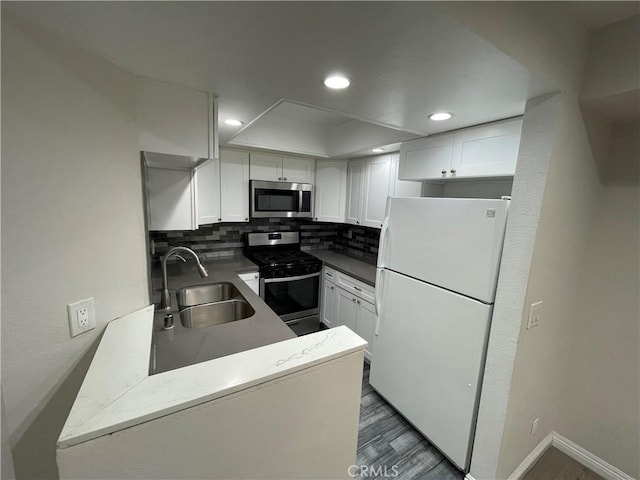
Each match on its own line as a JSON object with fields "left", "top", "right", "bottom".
{"left": 569, "top": 1, "right": 640, "bottom": 30}
{"left": 5, "top": 1, "right": 557, "bottom": 156}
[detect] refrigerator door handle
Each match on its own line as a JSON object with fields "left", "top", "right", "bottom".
{"left": 377, "top": 215, "right": 390, "bottom": 268}
{"left": 374, "top": 268, "right": 384, "bottom": 335}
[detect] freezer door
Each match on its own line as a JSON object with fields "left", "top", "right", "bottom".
{"left": 377, "top": 197, "right": 508, "bottom": 303}
{"left": 370, "top": 270, "right": 492, "bottom": 471}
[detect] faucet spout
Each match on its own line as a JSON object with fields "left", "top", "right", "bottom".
{"left": 160, "top": 246, "right": 209, "bottom": 311}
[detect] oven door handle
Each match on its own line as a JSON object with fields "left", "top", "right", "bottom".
{"left": 263, "top": 272, "right": 321, "bottom": 283}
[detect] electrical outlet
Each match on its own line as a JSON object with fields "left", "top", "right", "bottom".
{"left": 527, "top": 301, "right": 543, "bottom": 329}
{"left": 68, "top": 298, "right": 95, "bottom": 337}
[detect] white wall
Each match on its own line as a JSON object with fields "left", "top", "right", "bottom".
{"left": 557, "top": 181, "right": 639, "bottom": 476}
{"left": 438, "top": 3, "right": 639, "bottom": 479}
{"left": 1, "top": 11, "right": 149, "bottom": 478}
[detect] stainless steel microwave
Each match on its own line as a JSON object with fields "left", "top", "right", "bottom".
{"left": 250, "top": 180, "right": 314, "bottom": 218}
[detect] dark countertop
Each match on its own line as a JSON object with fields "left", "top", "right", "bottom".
{"left": 150, "top": 256, "right": 296, "bottom": 374}
{"left": 306, "top": 250, "right": 377, "bottom": 286}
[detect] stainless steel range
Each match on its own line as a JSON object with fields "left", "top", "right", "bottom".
{"left": 244, "top": 231, "right": 322, "bottom": 336}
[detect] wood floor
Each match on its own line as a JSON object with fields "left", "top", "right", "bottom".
{"left": 357, "top": 364, "right": 605, "bottom": 480}
{"left": 522, "top": 448, "right": 606, "bottom": 480}
{"left": 356, "top": 362, "right": 464, "bottom": 480}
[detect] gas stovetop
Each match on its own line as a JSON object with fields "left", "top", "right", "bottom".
{"left": 249, "top": 250, "right": 316, "bottom": 267}
{"left": 244, "top": 231, "right": 322, "bottom": 277}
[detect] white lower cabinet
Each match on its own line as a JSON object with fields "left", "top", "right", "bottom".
{"left": 321, "top": 278, "right": 337, "bottom": 327}
{"left": 321, "top": 267, "right": 375, "bottom": 360}
{"left": 238, "top": 272, "right": 260, "bottom": 295}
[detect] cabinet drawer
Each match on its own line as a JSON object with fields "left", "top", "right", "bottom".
{"left": 323, "top": 266, "right": 338, "bottom": 283}
{"left": 337, "top": 272, "right": 375, "bottom": 304}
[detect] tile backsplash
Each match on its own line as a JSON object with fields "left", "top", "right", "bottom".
{"left": 149, "top": 219, "right": 380, "bottom": 264}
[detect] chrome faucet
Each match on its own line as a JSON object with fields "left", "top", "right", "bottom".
{"left": 160, "top": 246, "right": 208, "bottom": 312}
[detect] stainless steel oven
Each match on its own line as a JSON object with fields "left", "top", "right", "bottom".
{"left": 244, "top": 231, "right": 322, "bottom": 336}
{"left": 261, "top": 270, "right": 321, "bottom": 322}
{"left": 250, "top": 180, "right": 313, "bottom": 218}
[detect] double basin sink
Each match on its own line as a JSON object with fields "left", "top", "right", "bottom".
{"left": 175, "top": 282, "right": 255, "bottom": 329}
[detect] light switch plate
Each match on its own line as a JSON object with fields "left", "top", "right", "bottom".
{"left": 527, "top": 301, "right": 543, "bottom": 329}
{"left": 68, "top": 298, "right": 96, "bottom": 337}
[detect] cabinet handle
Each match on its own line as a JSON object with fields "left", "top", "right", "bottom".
{"left": 352, "top": 298, "right": 356, "bottom": 303}
{"left": 218, "top": 218, "right": 222, "bottom": 221}
{"left": 330, "top": 286, "right": 334, "bottom": 290}
{"left": 283, "top": 177, "right": 287, "bottom": 181}
{"left": 278, "top": 177, "right": 282, "bottom": 181}
{"left": 357, "top": 300, "right": 361, "bottom": 305}
{"left": 450, "top": 168, "right": 456, "bottom": 174}
{"left": 326, "top": 272, "right": 333, "bottom": 277}
{"left": 356, "top": 221, "right": 360, "bottom": 224}
{"left": 245, "top": 217, "right": 248, "bottom": 221}
{"left": 353, "top": 286, "right": 362, "bottom": 292}
{"left": 441, "top": 169, "right": 447, "bottom": 175}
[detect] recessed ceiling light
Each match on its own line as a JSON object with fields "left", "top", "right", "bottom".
{"left": 429, "top": 112, "right": 453, "bottom": 121}
{"left": 323, "top": 75, "right": 351, "bottom": 90}
{"left": 224, "top": 119, "right": 244, "bottom": 126}
{"left": 372, "top": 148, "right": 385, "bottom": 153}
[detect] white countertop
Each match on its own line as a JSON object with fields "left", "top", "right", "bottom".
{"left": 58, "top": 305, "right": 366, "bottom": 449}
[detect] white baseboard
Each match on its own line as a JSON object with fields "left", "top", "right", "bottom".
{"left": 464, "top": 474, "right": 477, "bottom": 480}
{"left": 552, "top": 433, "right": 635, "bottom": 480}
{"left": 507, "top": 431, "right": 635, "bottom": 480}
{"left": 507, "top": 432, "right": 554, "bottom": 480}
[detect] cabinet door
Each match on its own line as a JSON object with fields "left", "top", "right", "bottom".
{"left": 345, "top": 159, "right": 365, "bottom": 225}
{"left": 389, "top": 153, "right": 422, "bottom": 197}
{"left": 283, "top": 156, "right": 315, "bottom": 183}
{"left": 136, "top": 77, "right": 209, "bottom": 159}
{"left": 361, "top": 155, "right": 391, "bottom": 228}
{"left": 196, "top": 158, "right": 221, "bottom": 226}
{"left": 335, "top": 287, "right": 358, "bottom": 333}
{"left": 238, "top": 272, "right": 260, "bottom": 295}
{"left": 357, "top": 299, "right": 376, "bottom": 361}
{"left": 220, "top": 149, "right": 249, "bottom": 222}
{"left": 321, "top": 280, "right": 337, "bottom": 328}
{"left": 249, "top": 152, "right": 283, "bottom": 181}
{"left": 451, "top": 118, "right": 522, "bottom": 178}
{"left": 314, "top": 160, "right": 347, "bottom": 223}
{"left": 146, "top": 167, "right": 195, "bottom": 231}
{"left": 398, "top": 134, "right": 454, "bottom": 180}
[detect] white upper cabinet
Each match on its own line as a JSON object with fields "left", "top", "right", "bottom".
{"left": 346, "top": 154, "right": 395, "bottom": 229}
{"left": 346, "top": 159, "right": 365, "bottom": 226}
{"left": 398, "top": 134, "right": 454, "bottom": 180}
{"left": 361, "top": 155, "right": 392, "bottom": 228}
{"left": 389, "top": 153, "right": 422, "bottom": 197}
{"left": 136, "top": 76, "right": 216, "bottom": 159}
{"left": 249, "top": 152, "right": 282, "bottom": 181}
{"left": 249, "top": 152, "right": 315, "bottom": 183}
{"left": 146, "top": 167, "right": 196, "bottom": 231}
{"left": 314, "top": 160, "right": 347, "bottom": 223}
{"left": 451, "top": 118, "right": 522, "bottom": 177}
{"left": 398, "top": 118, "right": 522, "bottom": 181}
{"left": 196, "top": 158, "right": 221, "bottom": 226}
{"left": 283, "top": 156, "right": 315, "bottom": 183}
{"left": 220, "top": 149, "right": 250, "bottom": 222}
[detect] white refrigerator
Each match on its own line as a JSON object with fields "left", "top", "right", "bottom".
{"left": 370, "top": 197, "right": 509, "bottom": 472}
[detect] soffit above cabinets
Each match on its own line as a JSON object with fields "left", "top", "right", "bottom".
{"left": 4, "top": 2, "right": 558, "bottom": 156}
{"left": 227, "top": 100, "right": 417, "bottom": 158}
